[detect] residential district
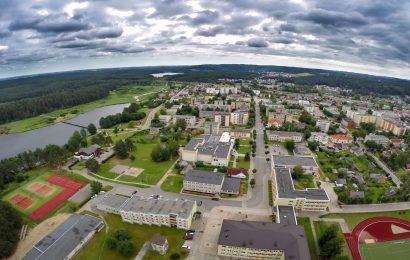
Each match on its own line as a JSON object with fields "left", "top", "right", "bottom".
{"left": 6, "top": 73, "right": 410, "bottom": 260}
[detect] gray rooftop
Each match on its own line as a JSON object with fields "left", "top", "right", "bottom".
{"left": 98, "top": 193, "right": 129, "bottom": 209}
{"left": 23, "top": 214, "right": 103, "bottom": 260}
{"left": 184, "top": 169, "right": 225, "bottom": 185}
{"left": 78, "top": 144, "right": 100, "bottom": 155}
{"left": 221, "top": 177, "right": 241, "bottom": 194}
{"left": 184, "top": 134, "right": 232, "bottom": 159}
{"left": 272, "top": 155, "right": 318, "bottom": 167}
{"left": 277, "top": 206, "right": 297, "bottom": 225}
{"left": 121, "top": 195, "right": 196, "bottom": 219}
{"left": 274, "top": 167, "right": 329, "bottom": 201}
{"left": 218, "top": 220, "right": 310, "bottom": 260}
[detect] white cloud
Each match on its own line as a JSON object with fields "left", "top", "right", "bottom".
{"left": 106, "top": 7, "right": 133, "bottom": 18}
{"left": 0, "top": 45, "right": 9, "bottom": 52}
{"left": 63, "top": 2, "right": 89, "bottom": 18}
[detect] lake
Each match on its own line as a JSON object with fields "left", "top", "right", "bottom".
{"left": 0, "top": 103, "right": 129, "bottom": 160}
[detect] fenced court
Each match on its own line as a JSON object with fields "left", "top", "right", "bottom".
{"left": 28, "top": 182, "right": 54, "bottom": 196}
{"left": 10, "top": 194, "right": 34, "bottom": 209}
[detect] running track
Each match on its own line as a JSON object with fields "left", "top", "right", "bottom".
{"left": 344, "top": 217, "right": 410, "bottom": 260}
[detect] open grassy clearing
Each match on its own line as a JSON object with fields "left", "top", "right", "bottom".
{"left": 0, "top": 81, "right": 166, "bottom": 133}
{"left": 313, "top": 221, "right": 352, "bottom": 259}
{"left": 321, "top": 210, "right": 410, "bottom": 230}
{"left": 297, "top": 217, "right": 318, "bottom": 260}
{"left": 160, "top": 175, "right": 184, "bottom": 193}
{"left": 74, "top": 214, "right": 188, "bottom": 260}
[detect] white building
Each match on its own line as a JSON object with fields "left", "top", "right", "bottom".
{"left": 308, "top": 132, "right": 329, "bottom": 145}
{"left": 230, "top": 111, "right": 249, "bottom": 125}
{"left": 267, "top": 131, "right": 303, "bottom": 142}
{"left": 364, "top": 133, "right": 390, "bottom": 147}
{"left": 173, "top": 115, "right": 196, "bottom": 128}
{"left": 316, "top": 119, "right": 330, "bottom": 133}
{"left": 214, "top": 112, "right": 231, "bottom": 127}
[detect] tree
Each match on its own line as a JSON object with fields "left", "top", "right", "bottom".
{"left": 168, "top": 140, "right": 179, "bottom": 158}
{"left": 151, "top": 143, "right": 171, "bottom": 162}
{"left": 85, "top": 158, "right": 99, "bottom": 172}
{"left": 292, "top": 165, "right": 304, "bottom": 179}
{"left": 250, "top": 178, "right": 256, "bottom": 188}
{"left": 80, "top": 128, "right": 87, "bottom": 138}
{"left": 307, "top": 141, "right": 319, "bottom": 151}
{"left": 117, "top": 241, "right": 135, "bottom": 257}
{"left": 170, "top": 253, "right": 181, "bottom": 260}
{"left": 175, "top": 119, "right": 187, "bottom": 130}
{"left": 114, "top": 140, "right": 129, "bottom": 159}
{"left": 244, "top": 152, "right": 250, "bottom": 161}
{"left": 114, "top": 229, "right": 130, "bottom": 241}
{"left": 319, "top": 224, "right": 343, "bottom": 260}
{"left": 90, "top": 181, "right": 103, "bottom": 194}
{"left": 124, "top": 139, "right": 135, "bottom": 152}
{"left": 0, "top": 201, "right": 23, "bottom": 258}
{"left": 284, "top": 139, "right": 295, "bottom": 151}
{"left": 234, "top": 139, "right": 240, "bottom": 150}
{"left": 106, "top": 236, "right": 117, "bottom": 249}
{"left": 87, "top": 123, "right": 97, "bottom": 135}
{"left": 43, "top": 144, "right": 66, "bottom": 166}
{"left": 360, "top": 122, "right": 376, "bottom": 133}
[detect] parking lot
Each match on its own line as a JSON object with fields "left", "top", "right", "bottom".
{"left": 270, "top": 144, "right": 289, "bottom": 155}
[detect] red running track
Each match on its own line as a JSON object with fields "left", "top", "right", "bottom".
{"left": 29, "top": 174, "right": 86, "bottom": 220}
{"left": 344, "top": 217, "right": 410, "bottom": 260}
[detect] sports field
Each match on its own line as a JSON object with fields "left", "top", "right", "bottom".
{"left": 3, "top": 175, "right": 63, "bottom": 214}
{"left": 360, "top": 238, "right": 410, "bottom": 260}
{"left": 3, "top": 172, "right": 86, "bottom": 220}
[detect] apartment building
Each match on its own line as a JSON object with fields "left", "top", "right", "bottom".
{"left": 308, "top": 132, "right": 329, "bottom": 145}
{"left": 230, "top": 110, "right": 249, "bottom": 125}
{"left": 183, "top": 170, "right": 225, "bottom": 194}
{"left": 364, "top": 133, "right": 390, "bottom": 147}
{"left": 272, "top": 155, "right": 319, "bottom": 175}
{"left": 267, "top": 111, "right": 287, "bottom": 122}
{"left": 120, "top": 195, "right": 197, "bottom": 230}
{"left": 204, "top": 121, "right": 220, "bottom": 135}
{"left": 217, "top": 220, "right": 310, "bottom": 260}
{"left": 172, "top": 115, "right": 196, "bottom": 128}
{"left": 214, "top": 112, "right": 231, "bottom": 127}
{"left": 267, "top": 131, "right": 303, "bottom": 142}
{"left": 181, "top": 133, "right": 233, "bottom": 166}
{"left": 272, "top": 167, "right": 329, "bottom": 211}
{"left": 330, "top": 134, "right": 353, "bottom": 144}
{"left": 316, "top": 119, "right": 330, "bottom": 132}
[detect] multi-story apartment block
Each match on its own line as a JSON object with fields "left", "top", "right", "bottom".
{"left": 183, "top": 170, "right": 224, "bottom": 194}
{"left": 217, "top": 220, "right": 310, "bottom": 260}
{"left": 204, "top": 121, "right": 220, "bottom": 135}
{"left": 316, "top": 119, "right": 330, "bottom": 132}
{"left": 267, "top": 131, "right": 303, "bottom": 142}
{"left": 120, "top": 196, "right": 197, "bottom": 230}
{"left": 308, "top": 132, "right": 329, "bottom": 145}
{"left": 181, "top": 133, "right": 233, "bottom": 166}
{"left": 364, "top": 133, "right": 390, "bottom": 147}
{"left": 97, "top": 194, "right": 197, "bottom": 230}
{"left": 272, "top": 167, "right": 329, "bottom": 211}
{"left": 172, "top": 115, "right": 196, "bottom": 128}
{"left": 230, "top": 110, "right": 249, "bottom": 125}
{"left": 214, "top": 112, "right": 231, "bottom": 127}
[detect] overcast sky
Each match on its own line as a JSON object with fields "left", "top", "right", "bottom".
{"left": 1, "top": 0, "right": 410, "bottom": 79}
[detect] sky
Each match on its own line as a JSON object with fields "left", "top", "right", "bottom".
{"left": 1, "top": 0, "right": 410, "bottom": 79}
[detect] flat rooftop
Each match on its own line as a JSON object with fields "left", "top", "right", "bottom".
{"left": 23, "top": 214, "right": 103, "bottom": 260}
{"left": 218, "top": 220, "right": 310, "bottom": 260}
{"left": 184, "top": 169, "right": 225, "bottom": 185}
{"left": 274, "top": 167, "right": 329, "bottom": 201}
{"left": 98, "top": 193, "right": 129, "bottom": 209}
{"left": 121, "top": 195, "right": 196, "bottom": 219}
{"left": 272, "top": 155, "right": 318, "bottom": 167}
{"left": 277, "top": 206, "right": 297, "bottom": 225}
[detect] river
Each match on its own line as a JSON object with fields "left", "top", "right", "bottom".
{"left": 0, "top": 103, "right": 129, "bottom": 160}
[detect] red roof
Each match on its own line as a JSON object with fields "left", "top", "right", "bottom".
{"left": 331, "top": 134, "right": 353, "bottom": 140}
{"left": 227, "top": 168, "right": 248, "bottom": 175}
{"left": 406, "top": 163, "right": 410, "bottom": 170}
{"left": 268, "top": 118, "right": 282, "bottom": 124}
{"left": 391, "top": 138, "right": 401, "bottom": 143}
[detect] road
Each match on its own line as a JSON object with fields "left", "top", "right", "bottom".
{"left": 358, "top": 142, "right": 402, "bottom": 187}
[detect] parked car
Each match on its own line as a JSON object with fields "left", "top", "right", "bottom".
{"left": 183, "top": 235, "right": 194, "bottom": 240}
{"left": 211, "top": 198, "right": 219, "bottom": 201}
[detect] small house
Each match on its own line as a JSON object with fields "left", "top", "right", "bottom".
{"left": 74, "top": 144, "right": 102, "bottom": 160}
{"left": 227, "top": 168, "right": 248, "bottom": 179}
{"left": 150, "top": 235, "right": 168, "bottom": 255}
{"left": 350, "top": 191, "right": 365, "bottom": 199}
{"left": 335, "top": 178, "right": 347, "bottom": 187}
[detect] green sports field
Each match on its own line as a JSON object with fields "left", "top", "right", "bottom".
{"left": 3, "top": 173, "right": 63, "bottom": 215}
{"left": 360, "top": 238, "right": 410, "bottom": 260}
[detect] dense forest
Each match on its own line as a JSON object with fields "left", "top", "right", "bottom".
{"left": 0, "top": 70, "right": 153, "bottom": 124}
{"left": 0, "top": 201, "right": 23, "bottom": 258}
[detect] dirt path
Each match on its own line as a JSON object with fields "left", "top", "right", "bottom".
{"left": 11, "top": 213, "right": 71, "bottom": 260}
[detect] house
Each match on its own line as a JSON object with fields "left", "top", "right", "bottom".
{"left": 385, "top": 187, "right": 396, "bottom": 196}
{"left": 369, "top": 173, "right": 387, "bottom": 184}
{"left": 391, "top": 138, "right": 404, "bottom": 148}
{"left": 214, "top": 112, "right": 231, "bottom": 127}
{"left": 330, "top": 134, "right": 353, "bottom": 144}
{"left": 217, "top": 220, "right": 310, "bottom": 260}
{"left": 335, "top": 178, "right": 347, "bottom": 187}
{"left": 150, "top": 235, "right": 168, "bottom": 255}
{"left": 267, "top": 131, "right": 304, "bottom": 142}
{"left": 267, "top": 118, "right": 283, "bottom": 128}
{"left": 350, "top": 191, "right": 365, "bottom": 199}
{"left": 173, "top": 115, "right": 196, "bottom": 128}
{"left": 351, "top": 146, "right": 364, "bottom": 156}
{"left": 227, "top": 168, "right": 248, "bottom": 179}
{"left": 181, "top": 133, "right": 233, "bottom": 166}
{"left": 364, "top": 133, "right": 390, "bottom": 147}
{"left": 74, "top": 144, "right": 102, "bottom": 160}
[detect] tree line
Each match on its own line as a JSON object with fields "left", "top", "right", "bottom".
{"left": 0, "top": 201, "right": 23, "bottom": 258}
{"left": 99, "top": 103, "right": 146, "bottom": 129}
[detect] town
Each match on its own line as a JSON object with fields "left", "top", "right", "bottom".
{"left": 2, "top": 70, "right": 410, "bottom": 260}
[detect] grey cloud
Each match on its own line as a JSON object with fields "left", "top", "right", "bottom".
{"left": 190, "top": 10, "right": 220, "bottom": 25}
{"left": 247, "top": 38, "right": 268, "bottom": 48}
{"left": 196, "top": 26, "right": 224, "bottom": 37}
{"left": 299, "top": 8, "right": 368, "bottom": 28}
{"left": 9, "top": 18, "right": 89, "bottom": 33}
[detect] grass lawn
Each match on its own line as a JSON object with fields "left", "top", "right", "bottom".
{"left": 72, "top": 161, "right": 86, "bottom": 171}
{"left": 294, "top": 175, "right": 315, "bottom": 189}
{"left": 75, "top": 214, "right": 188, "bottom": 260}
{"left": 96, "top": 163, "right": 120, "bottom": 179}
{"left": 359, "top": 238, "right": 410, "bottom": 260}
{"left": 160, "top": 175, "right": 183, "bottom": 193}
{"left": 297, "top": 217, "right": 318, "bottom": 260}
{"left": 0, "top": 81, "right": 167, "bottom": 133}
{"left": 313, "top": 221, "right": 352, "bottom": 259}
{"left": 321, "top": 210, "right": 410, "bottom": 230}
{"left": 236, "top": 157, "right": 250, "bottom": 169}
{"left": 237, "top": 145, "right": 250, "bottom": 154}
